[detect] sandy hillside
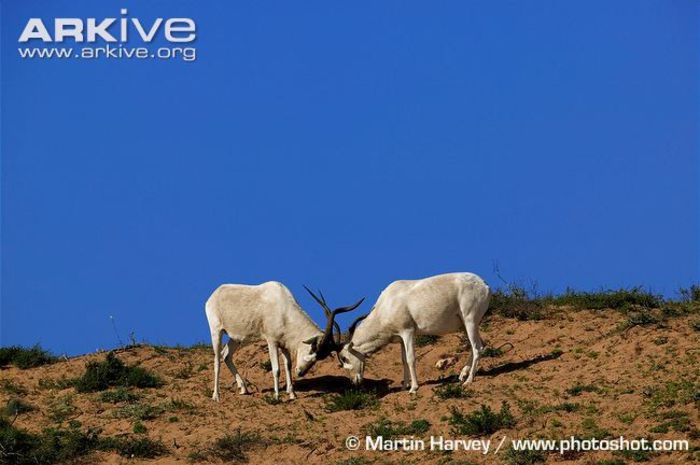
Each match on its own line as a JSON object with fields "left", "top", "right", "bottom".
{"left": 2, "top": 309, "right": 698, "bottom": 465}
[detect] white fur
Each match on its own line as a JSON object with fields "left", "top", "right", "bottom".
{"left": 339, "top": 272, "right": 491, "bottom": 393}
{"left": 205, "top": 281, "right": 324, "bottom": 401}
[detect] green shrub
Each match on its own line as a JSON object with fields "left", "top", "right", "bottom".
{"left": 113, "top": 402, "right": 164, "bottom": 421}
{"left": 0, "top": 345, "right": 58, "bottom": 369}
{"left": 99, "top": 435, "right": 167, "bottom": 458}
{"left": 325, "top": 390, "right": 378, "bottom": 412}
{"left": 448, "top": 402, "right": 515, "bottom": 436}
{"left": 263, "top": 394, "right": 281, "bottom": 405}
{"left": 47, "top": 395, "right": 77, "bottom": 423}
{"left": 0, "top": 416, "right": 166, "bottom": 463}
{"left": 503, "top": 447, "right": 547, "bottom": 465}
{"left": 548, "top": 288, "right": 662, "bottom": 310}
{"left": 0, "top": 418, "right": 100, "bottom": 465}
{"left": 132, "top": 421, "right": 147, "bottom": 434}
{"left": 3, "top": 398, "right": 34, "bottom": 416}
{"left": 73, "top": 352, "right": 162, "bottom": 393}
{"left": 1, "top": 380, "right": 28, "bottom": 396}
{"left": 679, "top": 285, "right": 700, "bottom": 302}
{"left": 434, "top": 383, "right": 472, "bottom": 399}
{"left": 482, "top": 346, "right": 504, "bottom": 357}
{"left": 200, "top": 429, "right": 262, "bottom": 462}
{"left": 365, "top": 418, "right": 430, "bottom": 438}
{"left": 620, "top": 311, "right": 660, "bottom": 330}
{"left": 566, "top": 383, "right": 602, "bottom": 396}
{"left": 489, "top": 286, "right": 544, "bottom": 321}
{"left": 100, "top": 387, "right": 140, "bottom": 403}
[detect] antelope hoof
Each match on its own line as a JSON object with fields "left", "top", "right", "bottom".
{"left": 238, "top": 387, "right": 248, "bottom": 395}
{"left": 288, "top": 391, "right": 297, "bottom": 400}
{"left": 212, "top": 392, "right": 220, "bottom": 402}
{"left": 409, "top": 387, "right": 418, "bottom": 394}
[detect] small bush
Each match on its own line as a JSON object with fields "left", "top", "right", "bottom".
{"left": 100, "top": 435, "right": 167, "bottom": 458}
{"left": 448, "top": 402, "right": 515, "bottom": 436}
{"left": 649, "top": 411, "right": 691, "bottom": 433}
{"left": 482, "top": 346, "right": 504, "bottom": 357}
{"left": 679, "top": 285, "right": 700, "bottom": 303}
{"left": 489, "top": 286, "right": 544, "bottom": 321}
{"left": 73, "top": 352, "right": 162, "bottom": 393}
{"left": 113, "top": 402, "right": 164, "bottom": 421}
{"left": 100, "top": 387, "right": 140, "bottom": 403}
{"left": 47, "top": 394, "right": 77, "bottom": 423}
{"left": 434, "top": 383, "right": 472, "bottom": 399}
{"left": 620, "top": 311, "right": 660, "bottom": 330}
{"left": 566, "top": 383, "right": 602, "bottom": 396}
{"left": 132, "top": 421, "right": 147, "bottom": 434}
{"left": 503, "top": 447, "right": 547, "bottom": 465}
{"left": 415, "top": 335, "right": 440, "bottom": 347}
{"left": 4, "top": 398, "right": 34, "bottom": 416}
{"left": 38, "top": 377, "right": 75, "bottom": 391}
{"left": 163, "top": 398, "right": 195, "bottom": 412}
{"left": 199, "top": 429, "right": 262, "bottom": 462}
{"left": 549, "top": 288, "right": 662, "bottom": 310}
{"left": 0, "top": 416, "right": 166, "bottom": 463}
{"left": 1, "top": 380, "right": 28, "bottom": 396}
{"left": 263, "top": 394, "right": 282, "bottom": 405}
{"left": 325, "top": 390, "right": 378, "bottom": 412}
{"left": 365, "top": 418, "right": 430, "bottom": 438}
{"left": 0, "top": 345, "right": 58, "bottom": 369}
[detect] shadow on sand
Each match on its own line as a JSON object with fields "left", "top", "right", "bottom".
{"left": 280, "top": 375, "right": 395, "bottom": 398}
{"left": 425, "top": 351, "right": 563, "bottom": 385}
{"left": 261, "top": 351, "right": 563, "bottom": 395}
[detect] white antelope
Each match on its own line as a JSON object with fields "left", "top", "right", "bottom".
{"left": 205, "top": 281, "right": 363, "bottom": 401}
{"left": 338, "top": 272, "right": 491, "bottom": 393}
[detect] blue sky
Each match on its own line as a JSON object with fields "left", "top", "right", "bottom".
{"left": 1, "top": 1, "right": 698, "bottom": 355}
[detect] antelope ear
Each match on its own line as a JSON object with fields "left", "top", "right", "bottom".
{"left": 303, "top": 337, "right": 316, "bottom": 345}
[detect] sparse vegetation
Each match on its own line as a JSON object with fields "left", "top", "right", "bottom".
{"left": 47, "top": 394, "right": 77, "bottom": 423}
{"left": 447, "top": 402, "right": 515, "bottom": 436}
{"left": 0, "top": 345, "right": 58, "bottom": 369}
{"left": 0, "top": 417, "right": 165, "bottom": 463}
{"left": 433, "top": 383, "right": 472, "bottom": 399}
{"left": 619, "top": 311, "right": 660, "bottom": 330}
{"left": 113, "top": 402, "right": 164, "bottom": 421}
{"left": 100, "top": 387, "right": 140, "bottom": 403}
{"left": 1, "top": 380, "right": 28, "bottom": 396}
{"left": 566, "top": 383, "right": 602, "bottom": 396}
{"left": 189, "top": 429, "right": 262, "bottom": 462}
{"left": 364, "top": 418, "right": 430, "bottom": 438}
{"left": 132, "top": 421, "right": 148, "bottom": 434}
{"left": 73, "top": 352, "right": 162, "bottom": 393}
{"left": 263, "top": 394, "right": 281, "bottom": 405}
{"left": 489, "top": 285, "right": 544, "bottom": 321}
{"left": 100, "top": 435, "right": 167, "bottom": 458}
{"left": 325, "top": 390, "right": 379, "bottom": 412}
{"left": 649, "top": 410, "right": 691, "bottom": 433}
{"left": 503, "top": 447, "right": 547, "bottom": 465}
{"left": 3, "top": 398, "right": 34, "bottom": 416}
{"left": 482, "top": 346, "right": 505, "bottom": 357}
